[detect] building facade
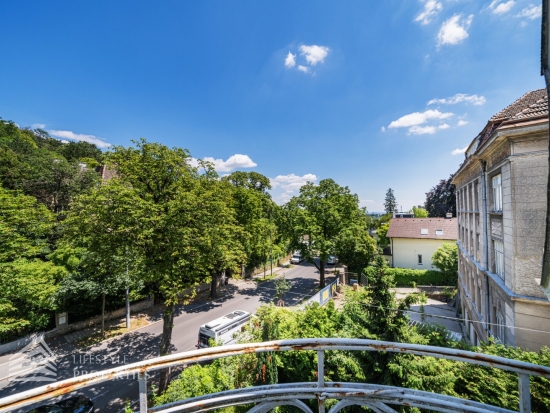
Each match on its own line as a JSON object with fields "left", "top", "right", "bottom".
{"left": 386, "top": 217, "right": 457, "bottom": 269}
{"left": 453, "top": 89, "right": 550, "bottom": 351}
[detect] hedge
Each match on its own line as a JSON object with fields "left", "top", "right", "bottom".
{"left": 363, "top": 266, "right": 457, "bottom": 287}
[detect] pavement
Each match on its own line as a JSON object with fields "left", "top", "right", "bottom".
{"left": 393, "top": 288, "right": 462, "bottom": 334}
{"left": 0, "top": 261, "right": 332, "bottom": 413}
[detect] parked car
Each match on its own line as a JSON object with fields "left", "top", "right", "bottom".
{"left": 26, "top": 396, "right": 94, "bottom": 413}
{"left": 326, "top": 255, "right": 337, "bottom": 265}
{"left": 290, "top": 253, "right": 303, "bottom": 264}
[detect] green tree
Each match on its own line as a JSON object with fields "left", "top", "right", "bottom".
{"left": 283, "top": 179, "right": 365, "bottom": 288}
{"left": 223, "top": 171, "right": 281, "bottom": 276}
{"left": 412, "top": 205, "right": 428, "bottom": 217}
{"left": 61, "top": 181, "right": 141, "bottom": 336}
{"left": 376, "top": 222, "right": 390, "bottom": 249}
{"left": 384, "top": 188, "right": 397, "bottom": 214}
{"left": 431, "top": 243, "right": 458, "bottom": 276}
{"left": 334, "top": 225, "right": 377, "bottom": 272}
{"left": 0, "top": 186, "right": 62, "bottom": 341}
{"left": 274, "top": 276, "right": 291, "bottom": 303}
{"left": 104, "top": 139, "right": 235, "bottom": 392}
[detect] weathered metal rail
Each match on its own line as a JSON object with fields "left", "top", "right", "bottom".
{"left": 1, "top": 338, "right": 549, "bottom": 413}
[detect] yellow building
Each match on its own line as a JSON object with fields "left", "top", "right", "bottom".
{"left": 386, "top": 217, "right": 457, "bottom": 269}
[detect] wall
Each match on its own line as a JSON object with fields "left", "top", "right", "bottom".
{"left": 391, "top": 238, "right": 454, "bottom": 269}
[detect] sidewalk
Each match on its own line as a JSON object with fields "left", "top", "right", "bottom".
{"left": 393, "top": 288, "right": 462, "bottom": 334}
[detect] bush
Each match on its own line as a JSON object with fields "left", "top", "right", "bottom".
{"left": 364, "top": 266, "right": 457, "bottom": 286}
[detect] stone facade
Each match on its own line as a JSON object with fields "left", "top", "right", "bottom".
{"left": 453, "top": 90, "right": 550, "bottom": 351}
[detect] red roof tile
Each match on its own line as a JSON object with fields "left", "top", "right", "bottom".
{"left": 386, "top": 218, "right": 457, "bottom": 240}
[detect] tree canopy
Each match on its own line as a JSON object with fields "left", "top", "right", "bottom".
{"left": 384, "top": 188, "right": 397, "bottom": 214}
{"left": 425, "top": 174, "right": 456, "bottom": 217}
{"left": 282, "top": 179, "right": 367, "bottom": 287}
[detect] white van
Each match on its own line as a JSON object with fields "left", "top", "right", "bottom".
{"left": 196, "top": 310, "right": 251, "bottom": 348}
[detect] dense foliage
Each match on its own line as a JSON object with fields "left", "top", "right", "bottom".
{"left": 363, "top": 266, "right": 457, "bottom": 287}
{"left": 157, "top": 259, "right": 550, "bottom": 412}
{"left": 424, "top": 175, "right": 456, "bottom": 218}
{"left": 281, "top": 179, "right": 374, "bottom": 287}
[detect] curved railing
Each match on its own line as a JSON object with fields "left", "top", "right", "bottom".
{"left": 1, "top": 338, "right": 549, "bottom": 413}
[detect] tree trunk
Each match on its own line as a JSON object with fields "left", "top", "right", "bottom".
{"left": 210, "top": 270, "right": 218, "bottom": 299}
{"left": 101, "top": 293, "right": 106, "bottom": 337}
{"left": 158, "top": 303, "right": 175, "bottom": 393}
{"left": 320, "top": 261, "right": 325, "bottom": 288}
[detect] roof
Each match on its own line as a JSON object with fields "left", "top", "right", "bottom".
{"left": 489, "top": 89, "right": 547, "bottom": 123}
{"left": 386, "top": 218, "right": 457, "bottom": 241}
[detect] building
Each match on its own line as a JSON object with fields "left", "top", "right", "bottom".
{"left": 386, "top": 216, "right": 457, "bottom": 269}
{"left": 452, "top": 89, "right": 550, "bottom": 350}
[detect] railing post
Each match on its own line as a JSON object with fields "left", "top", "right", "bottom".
{"left": 139, "top": 371, "right": 148, "bottom": 413}
{"left": 317, "top": 350, "right": 325, "bottom": 413}
{"left": 518, "top": 373, "right": 531, "bottom": 413}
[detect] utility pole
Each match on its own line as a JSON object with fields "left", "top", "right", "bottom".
{"left": 126, "top": 261, "right": 130, "bottom": 329}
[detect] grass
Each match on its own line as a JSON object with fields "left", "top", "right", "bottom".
{"left": 252, "top": 274, "right": 280, "bottom": 283}
{"left": 76, "top": 316, "right": 148, "bottom": 348}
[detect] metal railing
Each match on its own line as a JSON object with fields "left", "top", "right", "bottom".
{"left": 1, "top": 338, "right": 549, "bottom": 413}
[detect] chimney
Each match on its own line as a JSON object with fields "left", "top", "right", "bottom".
{"left": 446, "top": 213, "right": 452, "bottom": 219}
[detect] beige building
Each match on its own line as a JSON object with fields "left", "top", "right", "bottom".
{"left": 453, "top": 89, "right": 550, "bottom": 351}
{"left": 386, "top": 217, "right": 457, "bottom": 269}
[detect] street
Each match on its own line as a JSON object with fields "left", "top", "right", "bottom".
{"left": 1, "top": 261, "right": 333, "bottom": 412}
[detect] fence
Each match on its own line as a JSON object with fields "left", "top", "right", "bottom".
{"left": 2, "top": 338, "right": 547, "bottom": 413}
{"left": 299, "top": 278, "right": 339, "bottom": 307}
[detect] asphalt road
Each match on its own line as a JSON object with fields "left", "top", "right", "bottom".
{"left": 1, "top": 261, "right": 334, "bottom": 413}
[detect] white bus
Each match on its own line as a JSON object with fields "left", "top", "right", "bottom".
{"left": 196, "top": 310, "right": 251, "bottom": 348}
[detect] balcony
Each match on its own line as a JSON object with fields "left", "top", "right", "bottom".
{"left": 1, "top": 338, "right": 548, "bottom": 413}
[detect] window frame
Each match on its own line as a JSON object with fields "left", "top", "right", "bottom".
{"left": 492, "top": 174, "right": 502, "bottom": 212}
{"left": 494, "top": 240, "right": 504, "bottom": 279}
{"left": 418, "top": 254, "right": 423, "bottom": 265}
{"left": 496, "top": 314, "right": 505, "bottom": 343}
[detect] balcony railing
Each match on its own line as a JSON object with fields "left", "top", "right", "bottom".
{"left": 1, "top": 338, "right": 549, "bottom": 413}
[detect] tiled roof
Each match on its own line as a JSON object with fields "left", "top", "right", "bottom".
{"left": 386, "top": 218, "right": 457, "bottom": 241}
{"left": 489, "top": 89, "right": 547, "bottom": 123}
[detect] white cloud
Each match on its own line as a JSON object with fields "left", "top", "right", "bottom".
{"left": 515, "top": 4, "right": 542, "bottom": 20}
{"left": 381, "top": 126, "right": 386, "bottom": 132}
{"left": 490, "top": 0, "right": 515, "bottom": 14}
{"left": 437, "top": 14, "right": 473, "bottom": 46}
{"left": 201, "top": 154, "right": 257, "bottom": 172}
{"left": 457, "top": 119, "right": 469, "bottom": 126}
{"left": 60, "top": 140, "right": 70, "bottom": 144}
{"left": 48, "top": 130, "right": 111, "bottom": 148}
{"left": 415, "top": 0, "right": 443, "bottom": 25}
{"left": 428, "top": 93, "right": 486, "bottom": 106}
{"left": 297, "top": 65, "right": 310, "bottom": 73}
{"left": 388, "top": 109, "right": 454, "bottom": 129}
{"left": 408, "top": 124, "right": 449, "bottom": 135}
{"left": 452, "top": 145, "right": 468, "bottom": 155}
{"left": 299, "top": 45, "right": 329, "bottom": 65}
{"left": 31, "top": 123, "right": 46, "bottom": 129}
{"left": 285, "top": 52, "right": 296, "bottom": 68}
{"left": 270, "top": 173, "right": 317, "bottom": 191}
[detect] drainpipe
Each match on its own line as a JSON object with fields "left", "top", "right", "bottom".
{"left": 481, "top": 160, "right": 491, "bottom": 334}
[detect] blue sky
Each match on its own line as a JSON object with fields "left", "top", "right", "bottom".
{"left": 0, "top": 1, "right": 544, "bottom": 211}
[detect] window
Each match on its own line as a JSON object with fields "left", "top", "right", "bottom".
{"left": 435, "top": 229, "right": 443, "bottom": 236}
{"left": 492, "top": 174, "right": 502, "bottom": 212}
{"left": 496, "top": 314, "right": 505, "bottom": 343}
{"left": 420, "top": 228, "right": 428, "bottom": 235}
{"left": 494, "top": 240, "right": 504, "bottom": 279}
{"left": 418, "top": 254, "right": 423, "bottom": 265}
